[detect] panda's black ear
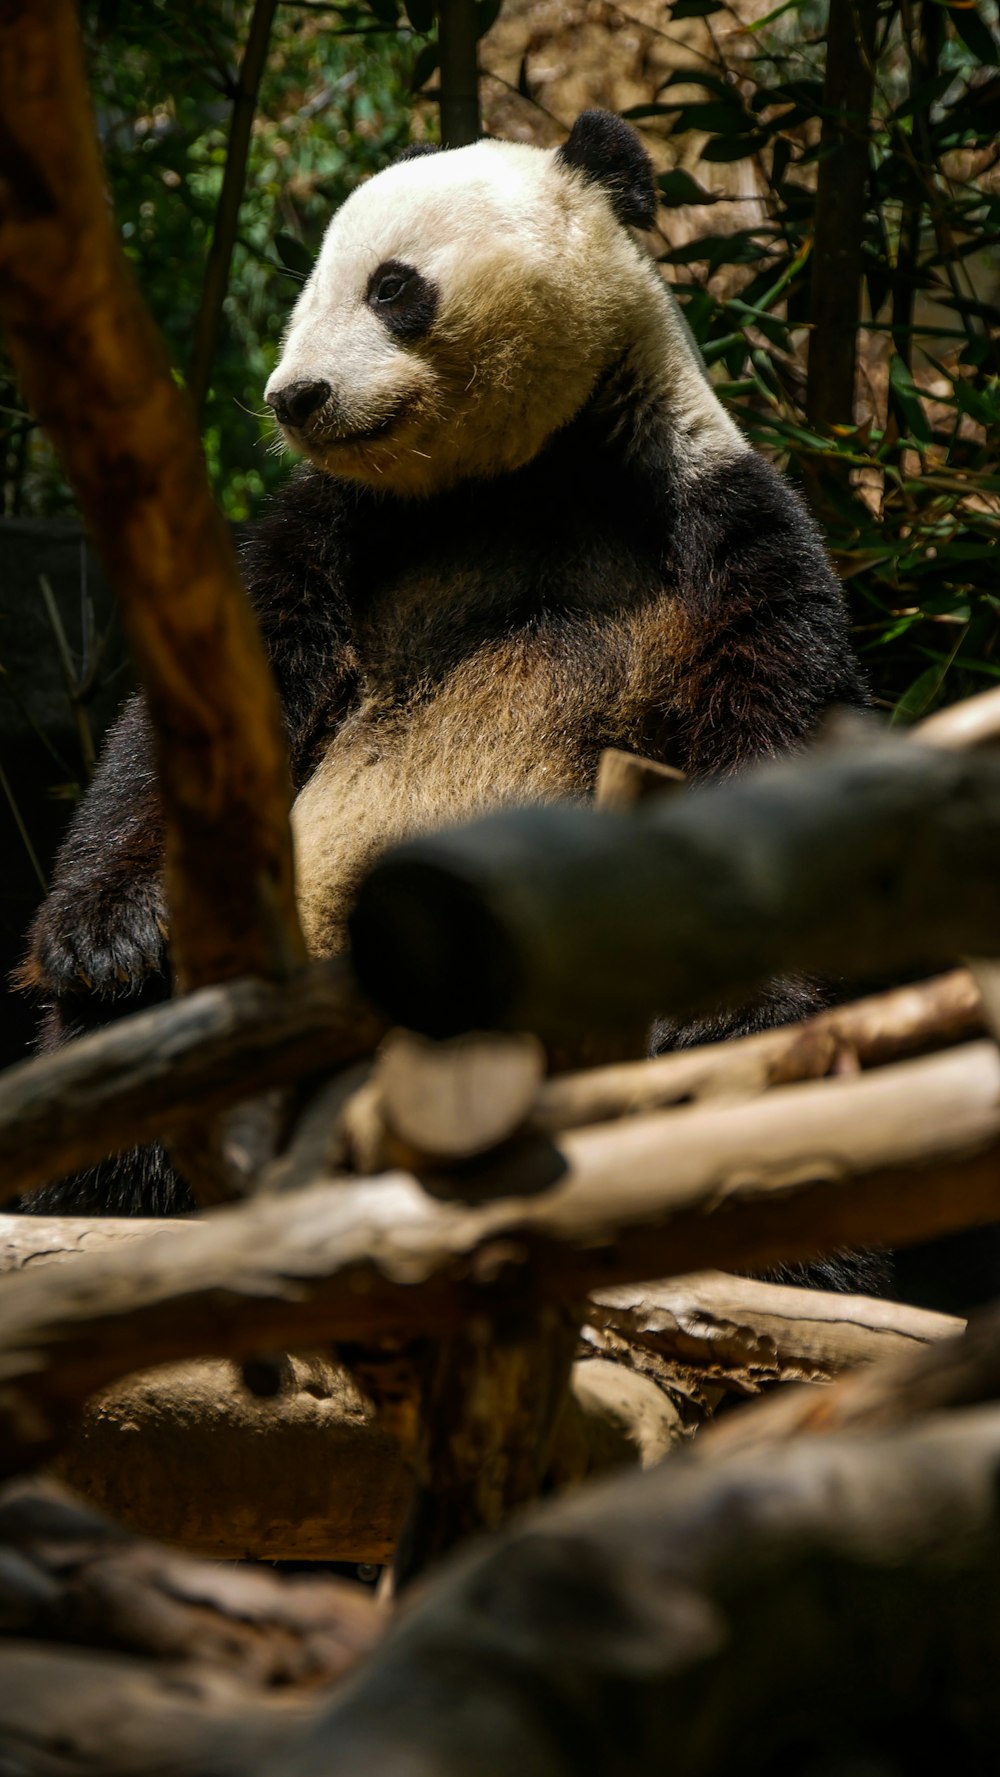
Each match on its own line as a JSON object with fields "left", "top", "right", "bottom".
{"left": 395, "top": 143, "right": 441, "bottom": 163}
{"left": 557, "top": 111, "right": 657, "bottom": 230}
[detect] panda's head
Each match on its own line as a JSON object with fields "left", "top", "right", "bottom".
{"left": 264, "top": 112, "right": 662, "bottom": 497}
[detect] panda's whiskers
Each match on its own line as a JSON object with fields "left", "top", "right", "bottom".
{"left": 234, "top": 398, "right": 275, "bottom": 421}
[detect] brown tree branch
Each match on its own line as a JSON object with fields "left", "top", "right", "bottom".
{"left": 0, "top": 1222, "right": 959, "bottom": 1555}
{"left": 0, "top": 0, "right": 303, "bottom": 991}
{"left": 587, "top": 1273, "right": 962, "bottom": 1396}
{"left": 438, "top": 0, "right": 482, "bottom": 147}
{"left": 187, "top": 0, "right": 280, "bottom": 420}
{"left": 806, "top": 0, "right": 877, "bottom": 431}
{"left": 700, "top": 1294, "right": 1000, "bottom": 1458}
{"left": 0, "top": 966, "right": 979, "bottom": 1206}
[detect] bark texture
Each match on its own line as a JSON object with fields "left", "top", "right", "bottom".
{"left": 0, "top": 1038, "right": 993, "bottom": 1478}
{"left": 0, "top": 0, "right": 303, "bottom": 991}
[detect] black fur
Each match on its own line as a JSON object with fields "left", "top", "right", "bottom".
{"left": 366, "top": 259, "right": 438, "bottom": 343}
{"left": 20, "top": 370, "right": 866, "bottom": 1220}
{"left": 557, "top": 110, "right": 658, "bottom": 230}
{"left": 395, "top": 143, "right": 441, "bottom": 162}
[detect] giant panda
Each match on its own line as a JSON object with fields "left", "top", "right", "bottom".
{"left": 19, "top": 111, "right": 869, "bottom": 1224}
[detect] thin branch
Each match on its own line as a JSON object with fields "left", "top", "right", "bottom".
{"left": 187, "top": 0, "right": 280, "bottom": 421}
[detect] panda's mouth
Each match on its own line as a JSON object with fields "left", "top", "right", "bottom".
{"left": 321, "top": 396, "right": 417, "bottom": 449}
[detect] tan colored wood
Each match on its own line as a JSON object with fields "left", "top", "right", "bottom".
{"left": 349, "top": 739, "right": 1000, "bottom": 1042}
{"left": 52, "top": 1349, "right": 653, "bottom": 1564}
{"left": 537, "top": 968, "right": 982, "bottom": 1130}
{"left": 0, "top": 1040, "right": 997, "bottom": 1478}
{"left": 375, "top": 1029, "right": 545, "bottom": 1164}
{"left": 0, "top": 1478, "right": 379, "bottom": 1774}
{"left": 594, "top": 747, "right": 685, "bottom": 810}
{"left": 591, "top": 1273, "right": 962, "bottom": 1395}
{"left": 917, "top": 684, "right": 1000, "bottom": 751}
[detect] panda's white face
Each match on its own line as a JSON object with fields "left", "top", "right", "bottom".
{"left": 265, "top": 139, "right": 653, "bottom": 497}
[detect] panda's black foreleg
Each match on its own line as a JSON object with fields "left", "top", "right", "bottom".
{"left": 19, "top": 694, "right": 168, "bottom": 1014}
{"left": 650, "top": 974, "right": 893, "bottom": 1298}
{"left": 15, "top": 693, "right": 195, "bottom": 1216}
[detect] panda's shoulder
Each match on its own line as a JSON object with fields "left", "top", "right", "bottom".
{"left": 677, "top": 447, "right": 840, "bottom": 596}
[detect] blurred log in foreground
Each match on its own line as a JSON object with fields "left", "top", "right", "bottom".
{"left": 348, "top": 736, "right": 1000, "bottom": 1040}
{"left": 0, "top": 1035, "right": 994, "bottom": 1479}
{"left": 0, "top": 0, "right": 302, "bottom": 991}
{"left": 263, "top": 1406, "right": 1000, "bottom": 1777}
{"left": 0, "top": 1480, "right": 379, "bottom": 1776}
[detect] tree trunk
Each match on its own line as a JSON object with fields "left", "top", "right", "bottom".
{"left": 806, "top": 0, "right": 877, "bottom": 431}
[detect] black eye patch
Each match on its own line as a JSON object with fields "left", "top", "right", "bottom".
{"left": 366, "top": 258, "right": 438, "bottom": 343}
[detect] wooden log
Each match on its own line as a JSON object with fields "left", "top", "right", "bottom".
{"left": 52, "top": 1352, "right": 667, "bottom": 1563}
{"left": 261, "top": 1407, "right": 1000, "bottom": 1777}
{"left": 0, "top": 965, "right": 977, "bottom": 1208}
{"left": 917, "top": 683, "right": 1000, "bottom": 751}
{"left": 0, "top": 1224, "right": 958, "bottom": 1556}
{"left": 56, "top": 1356, "right": 412, "bottom": 1564}
{"left": 0, "top": 1215, "right": 958, "bottom": 1389}
{"left": 354, "top": 1029, "right": 546, "bottom": 1170}
{"left": 536, "top": 967, "right": 982, "bottom": 1131}
{"left": 0, "top": 1478, "right": 379, "bottom": 1675}
{"left": 0, "top": 961, "right": 384, "bottom": 1207}
{"left": 393, "top": 1305, "right": 582, "bottom": 1586}
{"left": 0, "top": 1646, "right": 318, "bottom": 1776}
{"left": 588, "top": 1273, "right": 962, "bottom": 1395}
{"left": 0, "top": 0, "right": 303, "bottom": 991}
{"left": 594, "top": 747, "right": 685, "bottom": 810}
{"left": 347, "top": 737, "right": 1000, "bottom": 1040}
{"left": 0, "top": 1039, "right": 996, "bottom": 1478}
{"left": 0, "top": 1482, "right": 379, "bottom": 1776}
{"left": 699, "top": 1292, "right": 1000, "bottom": 1458}
{"left": 361, "top": 1033, "right": 568, "bottom": 1581}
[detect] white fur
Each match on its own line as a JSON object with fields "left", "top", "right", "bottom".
{"left": 266, "top": 136, "right": 745, "bottom": 497}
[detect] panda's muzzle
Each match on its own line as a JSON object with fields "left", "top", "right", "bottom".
{"left": 266, "top": 376, "right": 417, "bottom": 448}
{"left": 266, "top": 379, "right": 332, "bottom": 430}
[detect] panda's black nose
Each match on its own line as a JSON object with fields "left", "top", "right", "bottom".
{"left": 267, "top": 379, "right": 331, "bottom": 428}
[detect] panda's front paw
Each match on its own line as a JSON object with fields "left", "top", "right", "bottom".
{"left": 22, "top": 878, "right": 169, "bottom": 1008}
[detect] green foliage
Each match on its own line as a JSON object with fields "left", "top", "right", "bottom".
{"left": 648, "top": 0, "right": 1000, "bottom": 719}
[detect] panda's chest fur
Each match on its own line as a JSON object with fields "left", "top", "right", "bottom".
{"left": 291, "top": 436, "right": 688, "bottom": 957}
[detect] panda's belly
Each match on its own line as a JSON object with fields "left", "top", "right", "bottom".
{"left": 291, "top": 674, "right": 590, "bottom": 957}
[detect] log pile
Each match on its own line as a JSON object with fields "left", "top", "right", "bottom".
{"left": 3, "top": 3, "right": 1000, "bottom": 1772}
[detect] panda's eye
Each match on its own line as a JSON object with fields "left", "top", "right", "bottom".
{"left": 375, "top": 271, "right": 409, "bottom": 304}
{"left": 365, "top": 259, "right": 438, "bottom": 343}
